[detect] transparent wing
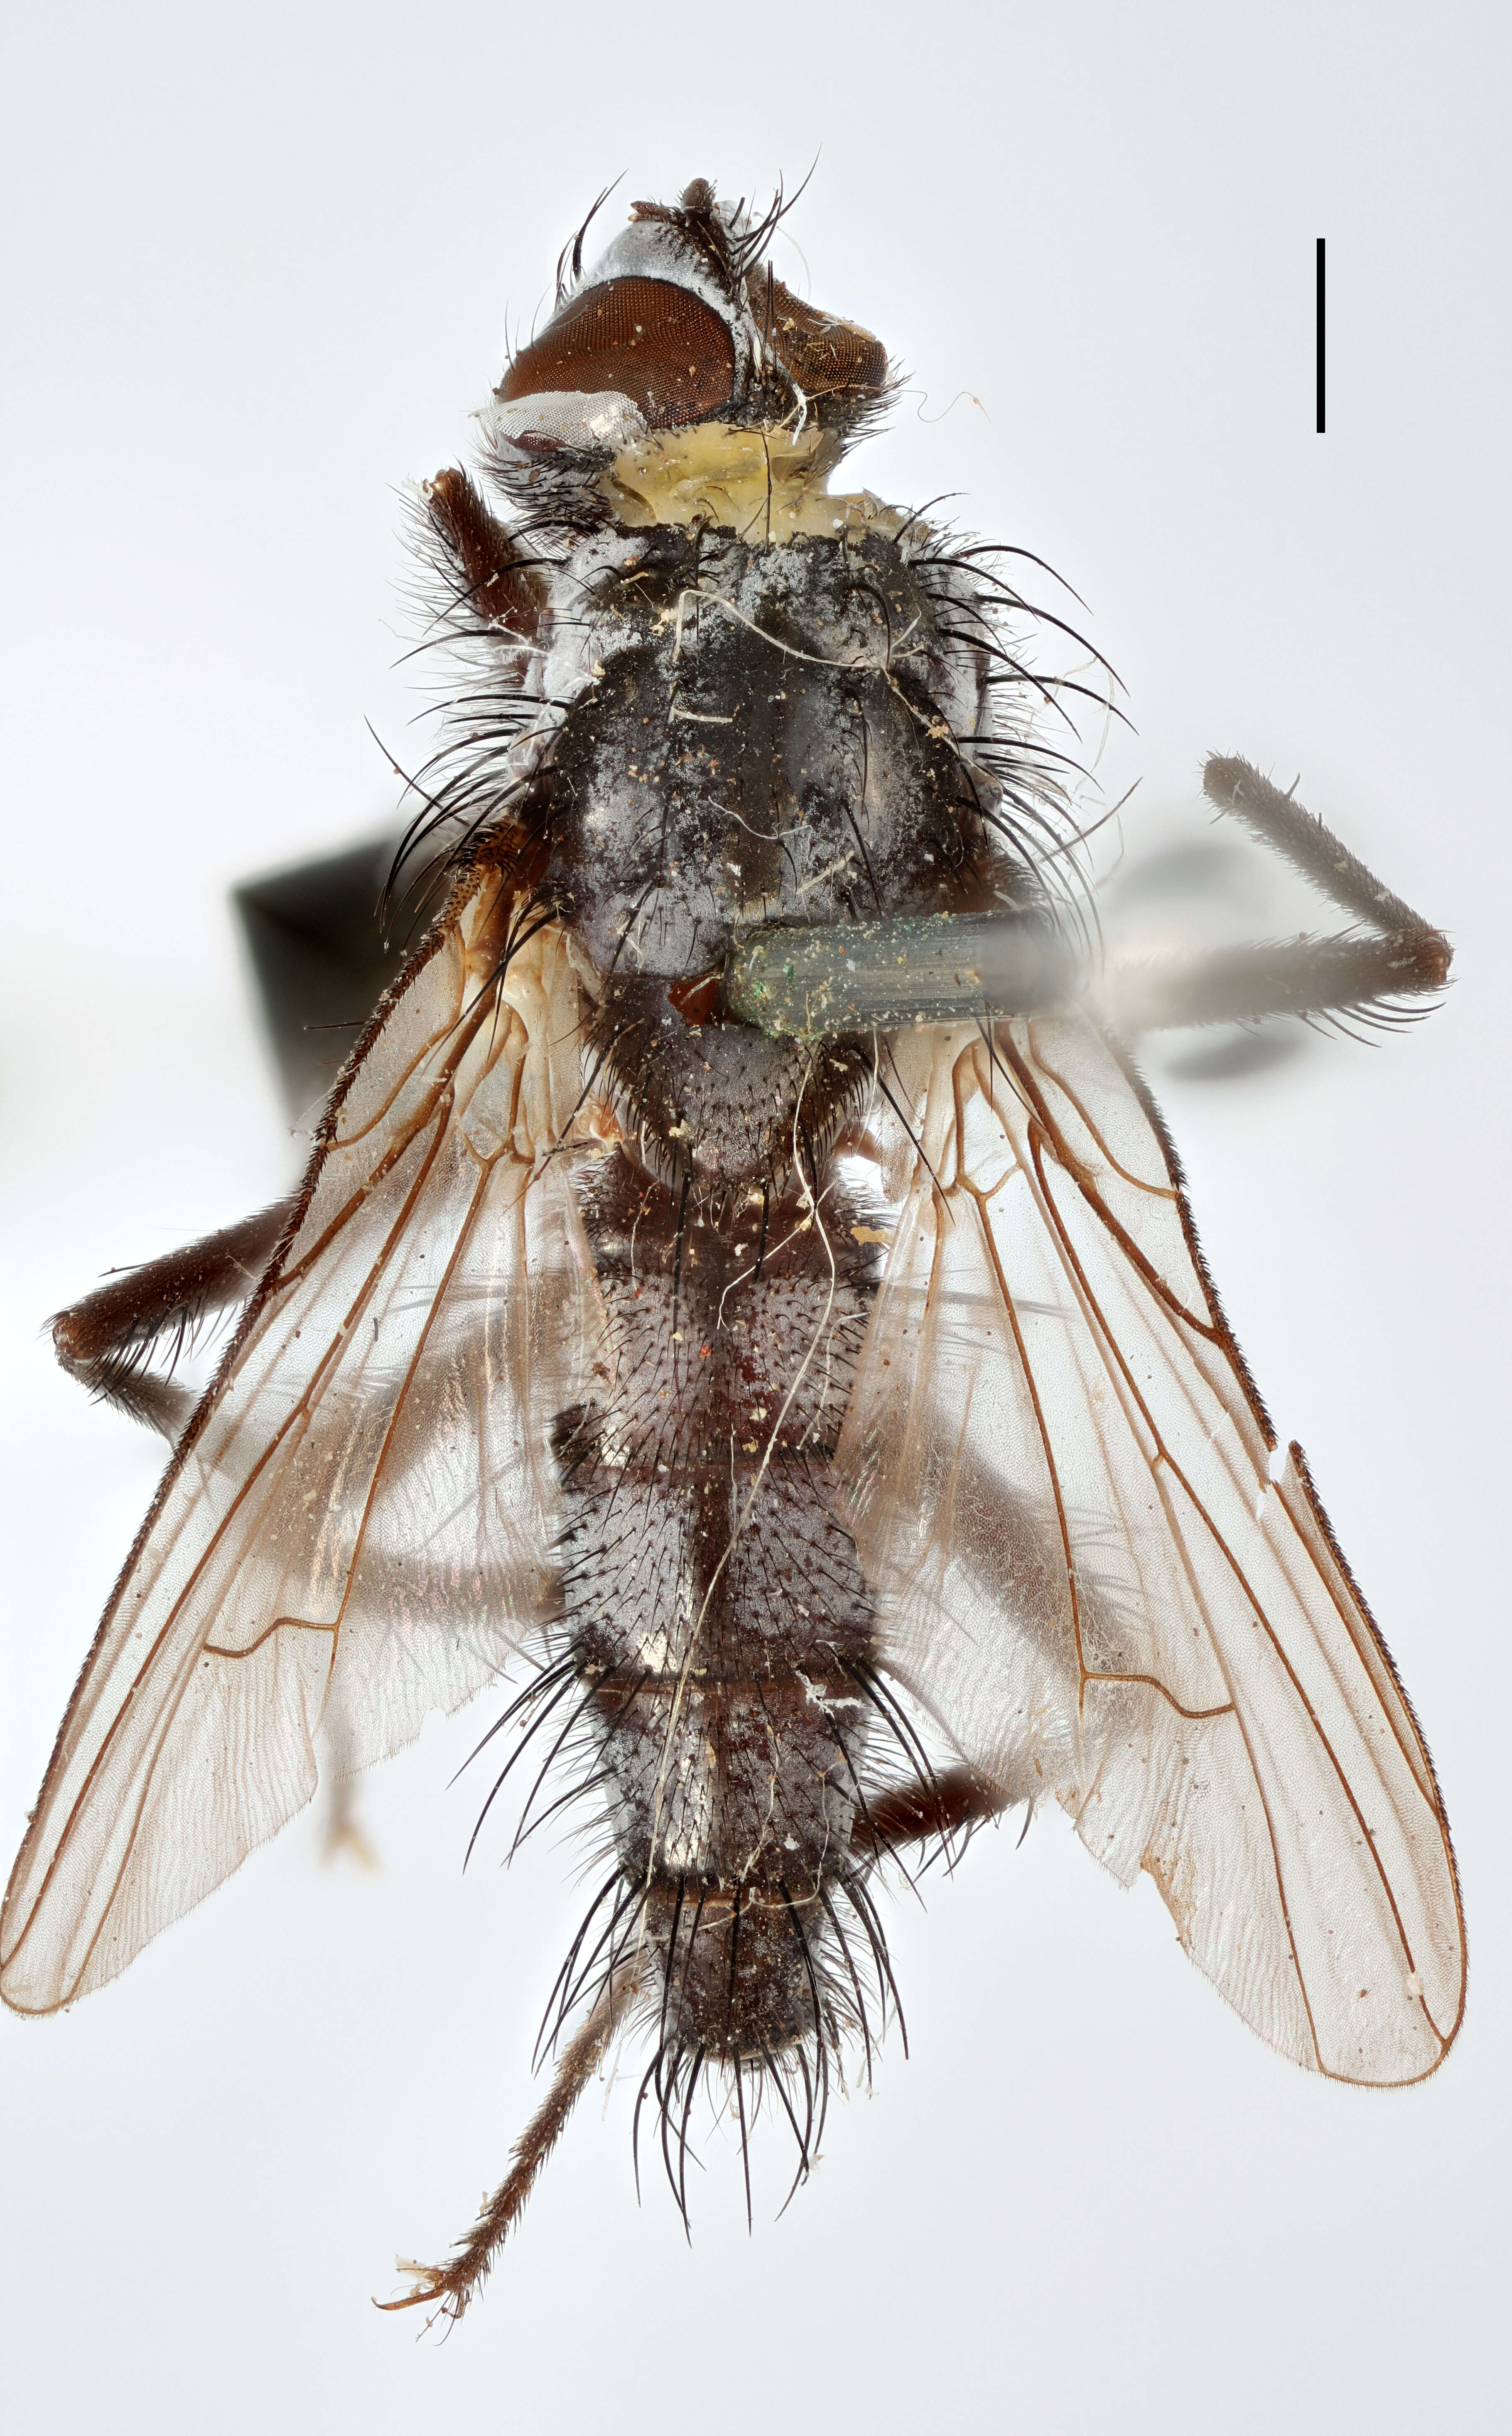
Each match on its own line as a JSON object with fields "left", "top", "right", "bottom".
{"left": 2, "top": 873, "right": 602, "bottom": 2013}
{"left": 838, "top": 1014, "right": 1465, "bottom": 2083}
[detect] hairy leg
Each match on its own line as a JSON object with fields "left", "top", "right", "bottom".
{"left": 379, "top": 1957, "right": 644, "bottom": 2326}
{"left": 1105, "top": 752, "right": 1451, "bottom": 1033}
{"left": 1072, "top": 752, "right": 1449, "bottom": 1034}
{"left": 50, "top": 1197, "right": 295, "bottom": 1439}
{"left": 1201, "top": 755, "right": 1442, "bottom": 941}
{"left": 1105, "top": 928, "right": 1450, "bottom": 1034}
{"left": 851, "top": 1763, "right": 1010, "bottom": 1856}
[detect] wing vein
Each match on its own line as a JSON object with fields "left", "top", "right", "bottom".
{"left": 1017, "top": 1100, "right": 1430, "bottom": 2035}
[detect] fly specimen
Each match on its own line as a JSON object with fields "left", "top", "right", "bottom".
{"left": 2, "top": 178, "right": 1465, "bottom": 2320}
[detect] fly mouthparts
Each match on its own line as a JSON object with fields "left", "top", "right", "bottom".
{"left": 722, "top": 910, "right": 1078, "bottom": 1039}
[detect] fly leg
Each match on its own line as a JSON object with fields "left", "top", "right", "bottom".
{"left": 1105, "top": 754, "right": 1451, "bottom": 1034}
{"left": 1202, "top": 754, "right": 1442, "bottom": 938}
{"left": 851, "top": 1764, "right": 1010, "bottom": 1858}
{"left": 50, "top": 1198, "right": 295, "bottom": 1441}
{"left": 379, "top": 1955, "right": 644, "bottom": 2325}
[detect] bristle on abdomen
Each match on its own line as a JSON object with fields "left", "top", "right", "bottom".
{"left": 527, "top": 1146, "right": 904, "bottom": 2210}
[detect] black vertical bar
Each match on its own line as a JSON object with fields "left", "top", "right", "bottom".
{"left": 1316, "top": 238, "right": 1326, "bottom": 433}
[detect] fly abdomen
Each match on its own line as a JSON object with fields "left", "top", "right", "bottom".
{"left": 597, "top": 1668, "right": 866, "bottom": 2060}
{"left": 594, "top": 1667, "right": 866, "bottom": 1893}
{"left": 547, "top": 1145, "right": 888, "bottom": 2103}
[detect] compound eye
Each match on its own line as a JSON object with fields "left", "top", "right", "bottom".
{"left": 755, "top": 275, "right": 888, "bottom": 403}
{"left": 498, "top": 276, "right": 736, "bottom": 430}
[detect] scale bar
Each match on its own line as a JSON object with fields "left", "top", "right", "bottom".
{"left": 1316, "top": 238, "right": 1326, "bottom": 434}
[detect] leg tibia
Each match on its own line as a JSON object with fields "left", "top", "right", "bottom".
{"left": 51, "top": 1197, "right": 294, "bottom": 1438}
{"left": 1203, "top": 755, "right": 1446, "bottom": 945}
{"left": 852, "top": 1764, "right": 1009, "bottom": 1855}
{"left": 1107, "top": 928, "right": 1449, "bottom": 1034}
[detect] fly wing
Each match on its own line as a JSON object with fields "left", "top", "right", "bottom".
{"left": 837, "top": 1014, "right": 1464, "bottom": 2083}
{"left": 2, "top": 870, "right": 602, "bottom": 2014}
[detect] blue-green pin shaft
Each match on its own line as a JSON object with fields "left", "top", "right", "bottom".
{"left": 723, "top": 911, "right": 1074, "bottom": 1040}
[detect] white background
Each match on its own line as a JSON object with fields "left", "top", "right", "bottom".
{"left": 2, "top": 4, "right": 1507, "bottom": 2428}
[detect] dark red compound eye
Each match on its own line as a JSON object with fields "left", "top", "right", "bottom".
{"left": 498, "top": 276, "right": 736, "bottom": 429}
{"left": 750, "top": 275, "right": 888, "bottom": 402}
